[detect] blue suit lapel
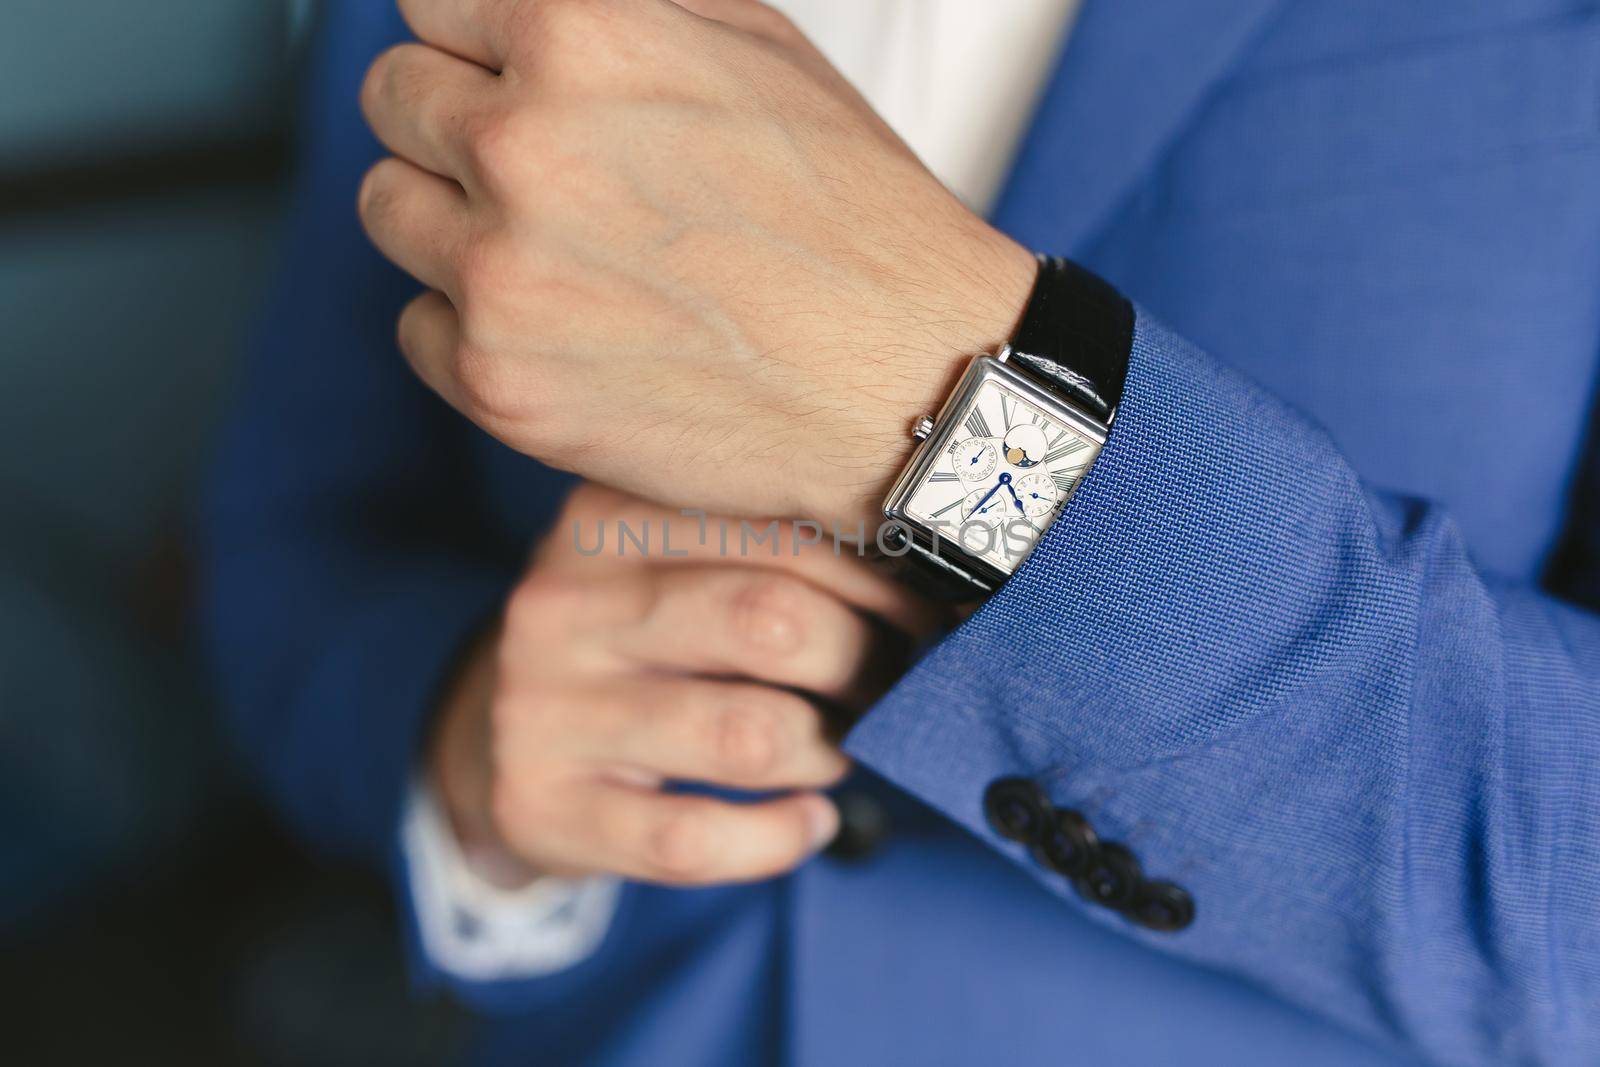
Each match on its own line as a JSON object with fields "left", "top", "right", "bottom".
{"left": 991, "top": 0, "right": 1284, "bottom": 255}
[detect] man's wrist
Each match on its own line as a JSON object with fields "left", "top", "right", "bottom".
{"left": 801, "top": 231, "right": 1039, "bottom": 530}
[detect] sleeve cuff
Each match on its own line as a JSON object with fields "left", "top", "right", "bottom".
{"left": 844, "top": 301, "right": 1411, "bottom": 945}
{"left": 400, "top": 777, "right": 621, "bottom": 982}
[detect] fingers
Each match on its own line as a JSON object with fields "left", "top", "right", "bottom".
{"left": 761, "top": 539, "right": 940, "bottom": 638}
{"left": 486, "top": 636, "right": 847, "bottom": 883}
{"left": 358, "top": 156, "right": 471, "bottom": 292}
{"left": 396, "top": 0, "right": 510, "bottom": 70}
{"left": 542, "top": 783, "right": 838, "bottom": 885}
{"left": 549, "top": 485, "right": 941, "bottom": 637}
{"left": 395, "top": 290, "right": 465, "bottom": 407}
{"left": 613, "top": 566, "right": 892, "bottom": 706}
{"left": 573, "top": 677, "right": 849, "bottom": 789}
{"left": 362, "top": 42, "right": 500, "bottom": 183}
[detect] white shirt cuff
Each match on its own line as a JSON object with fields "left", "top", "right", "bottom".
{"left": 400, "top": 778, "right": 620, "bottom": 981}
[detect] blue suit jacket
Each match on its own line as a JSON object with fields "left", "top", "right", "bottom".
{"left": 202, "top": 1, "right": 1600, "bottom": 1063}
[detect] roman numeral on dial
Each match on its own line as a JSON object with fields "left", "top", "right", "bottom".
{"left": 1044, "top": 436, "right": 1088, "bottom": 464}
{"left": 929, "top": 471, "right": 960, "bottom": 483}
{"left": 965, "top": 409, "right": 992, "bottom": 438}
{"left": 1050, "top": 471, "right": 1079, "bottom": 493}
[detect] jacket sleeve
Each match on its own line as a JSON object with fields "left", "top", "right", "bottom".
{"left": 846, "top": 302, "right": 1600, "bottom": 1066}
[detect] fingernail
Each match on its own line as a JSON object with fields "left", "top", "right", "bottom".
{"left": 805, "top": 795, "right": 840, "bottom": 849}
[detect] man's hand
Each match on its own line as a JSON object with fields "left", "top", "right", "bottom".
{"left": 358, "top": 0, "right": 1037, "bottom": 528}
{"left": 429, "top": 483, "right": 932, "bottom": 887}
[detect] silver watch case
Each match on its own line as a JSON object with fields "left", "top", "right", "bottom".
{"left": 881, "top": 351, "right": 1110, "bottom": 591}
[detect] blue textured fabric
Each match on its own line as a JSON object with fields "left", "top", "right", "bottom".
{"left": 847, "top": 314, "right": 1600, "bottom": 1063}
{"left": 202, "top": 1, "right": 1600, "bottom": 1064}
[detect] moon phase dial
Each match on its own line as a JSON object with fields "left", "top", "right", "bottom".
{"left": 1002, "top": 424, "right": 1049, "bottom": 467}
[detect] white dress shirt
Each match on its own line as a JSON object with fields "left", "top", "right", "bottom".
{"left": 402, "top": 0, "right": 1082, "bottom": 982}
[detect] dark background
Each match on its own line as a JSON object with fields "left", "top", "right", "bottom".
{"left": 0, "top": 3, "right": 465, "bottom": 1062}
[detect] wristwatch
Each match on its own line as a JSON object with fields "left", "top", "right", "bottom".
{"left": 880, "top": 255, "right": 1134, "bottom": 598}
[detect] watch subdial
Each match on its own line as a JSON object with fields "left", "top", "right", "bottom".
{"left": 961, "top": 487, "right": 1010, "bottom": 526}
{"left": 1015, "top": 472, "right": 1058, "bottom": 518}
{"left": 1002, "top": 424, "right": 1049, "bottom": 468}
{"left": 950, "top": 438, "right": 998, "bottom": 481}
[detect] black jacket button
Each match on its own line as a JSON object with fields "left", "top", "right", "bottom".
{"left": 1128, "top": 879, "right": 1194, "bottom": 932}
{"left": 824, "top": 789, "right": 889, "bottom": 861}
{"left": 1074, "top": 842, "right": 1141, "bottom": 909}
{"left": 1030, "top": 808, "right": 1099, "bottom": 878}
{"left": 983, "top": 777, "right": 1051, "bottom": 843}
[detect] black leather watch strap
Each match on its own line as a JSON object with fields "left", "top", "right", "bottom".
{"left": 1006, "top": 255, "right": 1134, "bottom": 423}
{"left": 875, "top": 522, "right": 995, "bottom": 603}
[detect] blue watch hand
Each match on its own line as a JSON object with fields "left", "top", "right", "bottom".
{"left": 970, "top": 473, "right": 1012, "bottom": 516}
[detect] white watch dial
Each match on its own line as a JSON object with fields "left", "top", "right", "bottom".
{"left": 950, "top": 438, "right": 999, "bottom": 481}
{"left": 1014, "top": 471, "right": 1058, "bottom": 517}
{"left": 902, "top": 377, "right": 1101, "bottom": 574}
{"left": 961, "top": 486, "right": 1009, "bottom": 525}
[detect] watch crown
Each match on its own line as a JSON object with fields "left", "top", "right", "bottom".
{"left": 911, "top": 415, "right": 935, "bottom": 441}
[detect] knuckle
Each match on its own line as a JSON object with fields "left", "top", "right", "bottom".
{"left": 726, "top": 575, "right": 806, "bottom": 655}
{"left": 522, "top": 0, "right": 612, "bottom": 54}
{"left": 454, "top": 358, "right": 509, "bottom": 421}
{"left": 452, "top": 339, "right": 532, "bottom": 425}
{"left": 645, "top": 809, "right": 713, "bottom": 882}
{"left": 356, "top": 160, "right": 398, "bottom": 225}
{"left": 747, "top": 2, "right": 803, "bottom": 44}
{"left": 462, "top": 108, "right": 525, "bottom": 181}
{"left": 371, "top": 44, "right": 419, "bottom": 107}
{"left": 364, "top": 45, "right": 452, "bottom": 141}
{"left": 708, "top": 703, "right": 783, "bottom": 780}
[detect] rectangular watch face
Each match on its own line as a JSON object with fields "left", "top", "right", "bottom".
{"left": 892, "top": 357, "right": 1106, "bottom": 577}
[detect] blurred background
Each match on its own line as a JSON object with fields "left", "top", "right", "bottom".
{"left": 0, "top": 3, "right": 465, "bottom": 1061}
